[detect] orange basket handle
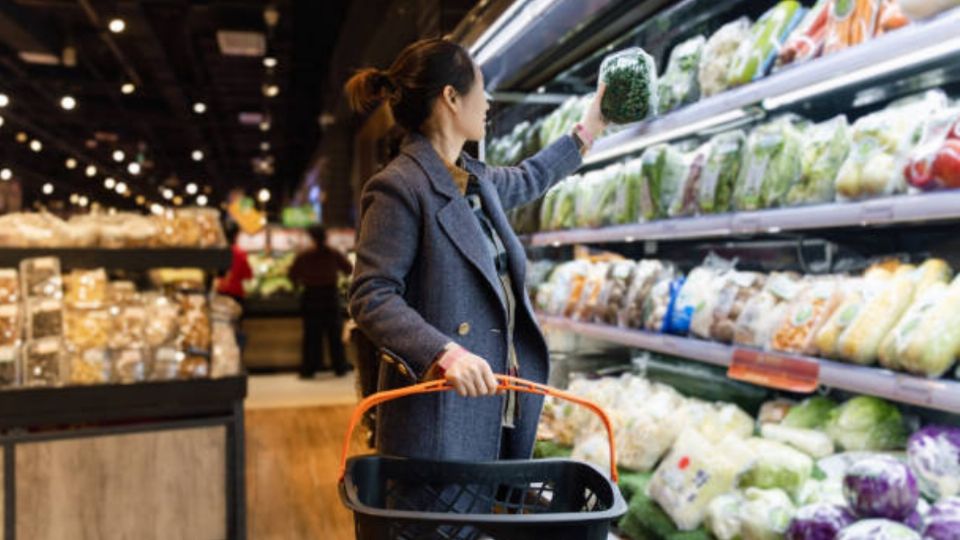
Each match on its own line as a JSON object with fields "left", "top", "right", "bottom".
{"left": 339, "top": 374, "right": 618, "bottom": 482}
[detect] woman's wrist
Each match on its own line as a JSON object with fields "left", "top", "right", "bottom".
{"left": 437, "top": 342, "right": 468, "bottom": 374}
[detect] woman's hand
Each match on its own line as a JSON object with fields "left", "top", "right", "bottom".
{"left": 439, "top": 346, "right": 499, "bottom": 397}
{"left": 580, "top": 82, "right": 609, "bottom": 142}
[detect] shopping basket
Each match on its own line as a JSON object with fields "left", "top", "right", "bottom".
{"left": 338, "top": 375, "right": 627, "bottom": 540}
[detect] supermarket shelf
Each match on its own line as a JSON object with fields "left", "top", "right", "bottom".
{"left": 523, "top": 191, "right": 960, "bottom": 246}
{"left": 0, "top": 247, "right": 232, "bottom": 271}
{"left": 583, "top": 8, "right": 960, "bottom": 166}
{"left": 538, "top": 315, "right": 960, "bottom": 414}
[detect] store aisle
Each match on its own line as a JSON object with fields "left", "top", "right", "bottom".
{"left": 245, "top": 373, "right": 364, "bottom": 539}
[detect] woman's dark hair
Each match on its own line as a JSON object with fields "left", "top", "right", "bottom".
{"left": 344, "top": 38, "right": 476, "bottom": 133}
{"left": 307, "top": 224, "right": 327, "bottom": 246}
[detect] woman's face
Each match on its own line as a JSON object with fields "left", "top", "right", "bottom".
{"left": 452, "top": 64, "right": 489, "bottom": 142}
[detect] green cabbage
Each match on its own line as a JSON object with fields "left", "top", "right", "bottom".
{"left": 825, "top": 396, "right": 908, "bottom": 451}
{"left": 782, "top": 396, "right": 838, "bottom": 430}
{"left": 740, "top": 438, "right": 814, "bottom": 500}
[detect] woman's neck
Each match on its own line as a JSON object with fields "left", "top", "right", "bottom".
{"left": 425, "top": 128, "right": 465, "bottom": 165}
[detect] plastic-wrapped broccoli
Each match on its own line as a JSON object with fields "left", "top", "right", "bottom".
{"left": 599, "top": 47, "right": 658, "bottom": 124}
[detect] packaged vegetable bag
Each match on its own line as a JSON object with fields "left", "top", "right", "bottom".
{"left": 699, "top": 18, "right": 752, "bottom": 98}
{"left": 822, "top": 0, "right": 882, "bottom": 56}
{"left": 640, "top": 144, "right": 691, "bottom": 220}
{"left": 889, "top": 276, "right": 960, "bottom": 377}
{"left": 599, "top": 47, "right": 658, "bottom": 124}
{"left": 771, "top": 277, "right": 843, "bottom": 355}
{"left": 613, "top": 158, "right": 644, "bottom": 225}
{"left": 776, "top": 0, "right": 833, "bottom": 69}
{"left": 658, "top": 35, "right": 706, "bottom": 113}
{"left": 815, "top": 269, "right": 891, "bottom": 358}
{"left": 670, "top": 142, "right": 711, "bottom": 217}
{"left": 787, "top": 114, "right": 852, "bottom": 206}
{"left": 835, "top": 273, "right": 919, "bottom": 365}
{"left": 727, "top": 1, "right": 806, "bottom": 87}
{"left": 904, "top": 107, "right": 960, "bottom": 191}
{"left": 699, "top": 130, "right": 746, "bottom": 214}
{"left": 735, "top": 117, "right": 805, "bottom": 211}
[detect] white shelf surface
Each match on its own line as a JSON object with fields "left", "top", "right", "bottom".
{"left": 524, "top": 191, "right": 960, "bottom": 247}
{"left": 539, "top": 314, "right": 960, "bottom": 414}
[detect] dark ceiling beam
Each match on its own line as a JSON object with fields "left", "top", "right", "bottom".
{"left": 0, "top": 2, "right": 59, "bottom": 56}
{"left": 76, "top": 0, "right": 142, "bottom": 87}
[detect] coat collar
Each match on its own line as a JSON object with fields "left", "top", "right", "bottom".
{"left": 400, "top": 132, "right": 484, "bottom": 198}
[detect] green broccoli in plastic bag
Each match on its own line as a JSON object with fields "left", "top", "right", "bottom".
{"left": 599, "top": 47, "right": 658, "bottom": 124}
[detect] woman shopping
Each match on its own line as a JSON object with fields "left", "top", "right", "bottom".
{"left": 347, "top": 37, "right": 607, "bottom": 464}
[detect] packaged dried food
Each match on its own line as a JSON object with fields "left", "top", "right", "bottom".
{"left": 571, "top": 261, "right": 611, "bottom": 321}
{"left": 112, "top": 347, "right": 146, "bottom": 383}
{"left": 68, "top": 347, "right": 110, "bottom": 385}
{"left": 658, "top": 35, "right": 705, "bottom": 113}
{"left": 734, "top": 272, "right": 806, "bottom": 349}
{"left": 771, "top": 278, "right": 843, "bottom": 355}
{"left": 776, "top": 0, "right": 831, "bottom": 68}
{"left": 727, "top": 1, "right": 805, "bottom": 87}
{"left": 20, "top": 257, "right": 61, "bottom": 299}
{"left": 698, "top": 130, "right": 746, "bottom": 214}
{"left": 211, "top": 321, "right": 240, "bottom": 378}
{"left": 593, "top": 261, "right": 636, "bottom": 325}
{"left": 645, "top": 276, "right": 685, "bottom": 333}
{"left": 106, "top": 281, "right": 138, "bottom": 305}
{"left": 178, "top": 294, "right": 211, "bottom": 351}
{"left": 709, "top": 271, "right": 767, "bottom": 343}
{"left": 27, "top": 299, "right": 63, "bottom": 340}
{"left": 64, "top": 307, "right": 111, "bottom": 349}
{"left": 143, "top": 294, "right": 181, "bottom": 347}
{"left": 0, "top": 269, "right": 19, "bottom": 303}
{"left": 154, "top": 209, "right": 202, "bottom": 247}
{"left": 0, "top": 345, "right": 18, "bottom": 387}
{"left": 108, "top": 304, "right": 146, "bottom": 349}
{"left": 640, "top": 144, "right": 690, "bottom": 220}
{"left": 23, "top": 338, "right": 62, "bottom": 387}
{"left": 151, "top": 346, "right": 182, "bottom": 381}
{"left": 621, "top": 260, "right": 673, "bottom": 328}
{"left": 63, "top": 268, "right": 108, "bottom": 307}
{"left": 698, "top": 18, "right": 752, "bottom": 98}
{"left": 598, "top": 47, "right": 658, "bottom": 124}
{"left": 537, "top": 260, "right": 590, "bottom": 316}
{"left": 822, "top": 0, "right": 882, "bottom": 56}
{"left": 179, "top": 354, "right": 210, "bottom": 379}
{"left": 0, "top": 303, "right": 20, "bottom": 347}
{"left": 190, "top": 208, "right": 227, "bottom": 248}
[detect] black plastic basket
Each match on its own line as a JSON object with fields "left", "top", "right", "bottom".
{"left": 338, "top": 375, "right": 627, "bottom": 540}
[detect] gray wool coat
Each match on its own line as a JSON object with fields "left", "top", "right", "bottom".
{"left": 349, "top": 131, "right": 583, "bottom": 462}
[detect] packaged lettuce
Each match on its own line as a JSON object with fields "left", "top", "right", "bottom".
{"left": 640, "top": 144, "right": 691, "bottom": 220}
{"left": 787, "top": 115, "right": 851, "bottom": 206}
{"left": 740, "top": 438, "right": 815, "bottom": 499}
{"left": 659, "top": 35, "right": 706, "bottom": 114}
{"left": 670, "top": 142, "right": 711, "bottom": 217}
{"left": 699, "top": 18, "right": 752, "bottom": 98}
{"left": 551, "top": 177, "right": 578, "bottom": 230}
{"left": 599, "top": 47, "right": 658, "bottom": 124}
{"left": 597, "top": 163, "right": 625, "bottom": 227}
{"left": 727, "top": 1, "right": 805, "bottom": 87}
{"left": 735, "top": 117, "right": 804, "bottom": 211}
{"left": 698, "top": 130, "right": 746, "bottom": 214}
{"left": 539, "top": 183, "right": 561, "bottom": 231}
{"left": 574, "top": 171, "right": 606, "bottom": 228}
{"left": 539, "top": 96, "right": 589, "bottom": 148}
{"left": 613, "top": 158, "right": 644, "bottom": 224}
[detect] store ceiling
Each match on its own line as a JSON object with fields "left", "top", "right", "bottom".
{"left": 0, "top": 0, "right": 349, "bottom": 211}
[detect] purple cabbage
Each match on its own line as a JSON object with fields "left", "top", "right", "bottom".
{"left": 906, "top": 425, "right": 960, "bottom": 500}
{"left": 923, "top": 497, "right": 960, "bottom": 540}
{"left": 843, "top": 456, "right": 919, "bottom": 521}
{"left": 786, "top": 504, "right": 856, "bottom": 540}
{"left": 903, "top": 510, "right": 923, "bottom": 531}
{"left": 838, "top": 519, "right": 920, "bottom": 539}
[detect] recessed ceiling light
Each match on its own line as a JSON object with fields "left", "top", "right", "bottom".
{"left": 162, "top": 188, "right": 174, "bottom": 200}
{"left": 104, "top": 177, "right": 116, "bottom": 189}
{"left": 15, "top": 132, "right": 27, "bottom": 143}
{"left": 191, "top": 150, "right": 204, "bottom": 161}
{"left": 259, "top": 120, "right": 270, "bottom": 132}
{"left": 60, "top": 95, "right": 76, "bottom": 110}
{"left": 85, "top": 165, "right": 97, "bottom": 177}
{"left": 70, "top": 194, "right": 79, "bottom": 204}
{"left": 263, "top": 56, "right": 277, "bottom": 68}
{"left": 260, "top": 141, "right": 270, "bottom": 152}
{"left": 186, "top": 182, "right": 198, "bottom": 195}
{"left": 172, "top": 195, "right": 183, "bottom": 206}
{"left": 79, "top": 196, "right": 89, "bottom": 207}
{"left": 115, "top": 181, "right": 127, "bottom": 194}
{"left": 29, "top": 139, "right": 42, "bottom": 152}
{"left": 65, "top": 158, "right": 77, "bottom": 169}
{"left": 196, "top": 194, "right": 208, "bottom": 206}
{"left": 108, "top": 18, "right": 126, "bottom": 33}
{"left": 193, "top": 102, "right": 207, "bottom": 114}
{"left": 112, "top": 150, "right": 125, "bottom": 162}
{"left": 0, "top": 94, "right": 8, "bottom": 107}
{"left": 150, "top": 203, "right": 163, "bottom": 215}
{"left": 263, "top": 84, "right": 279, "bottom": 98}
{"left": 42, "top": 183, "right": 53, "bottom": 195}
{"left": 121, "top": 83, "right": 135, "bottom": 95}
{"left": 135, "top": 195, "right": 145, "bottom": 205}
{"left": 0, "top": 168, "right": 11, "bottom": 181}
{"left": 257, "top": 188, "right": 270, "bottom": 203}
{"left": 127, "top": 162, "right": 141, "bottom": 175}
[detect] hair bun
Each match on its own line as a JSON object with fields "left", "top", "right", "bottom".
{"left": 345, "top": 67, "right": 396, "bottom": 113}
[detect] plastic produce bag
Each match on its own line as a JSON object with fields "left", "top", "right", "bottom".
{"left": 706, "top": 492, "right": 745, "bottom": 540}
{"left": 907, "top": 426, "right": 960, "bottom": 500}
{"left": 570, "top": 261, "right": 610, "bottom": 321}
{"left": 698, "top": 130, "right": 746, "bottom": 214}
{"left": 645, "top": 276, "right": 685, "bottom": 333}
{"left": 699, "top": 18, "right": 752, "bottom": 98}
{"left": 640, "top": 143, "right": 691, "bottom": 220}
{"left": 787, "top": 115, "right": 852, "bottom": 206}
{"left": 836, "top": 273, "right": 920, "bottom": 365}
{"left": 740, "top": 438, "right": 815, "bottom": 499}
{"left": 708, "top": 271, "right": 767, "bottom": 343}
{"left": 899, "top": 0, "right": 960, "bottom": 20}
{"left": 843, "top": 455, "right": 919, "bottom": 520}
{"left": 551, "top": 177, "right": 578, "bottom": 230}
{"left": 670, "top": 142, "right": 711, "bottom": 217}
{"left": 904, "top": 107, "right": 960, "bottom": 191}
{"left": 739, "top": 487, "right": 797, "bottom": 540}
{"left": 599, "top": 47, "right": 658, "bottom": 124}
{"left": 620, "top": 260, "right": 673, "bottom": 328}
{"left": 881, "top": 273, "right": 960, "bottom": 376}
{"left": 761, "top": 423, "right": 836, "bottom": 458}
{"left": 825, "top": 396, "right": 908, "bottom": 451}
{"left": 771, "top": 278, "right": 843, "bottom": 355}
{"left": 734, "top": 272, "right": 806, "bottom": 348}
{"left": 613, "top": 157, "right": 644, "bottom": 225}
{"left": 735, "top": 117, "right": 805, "bottom": 211}
{"left": 669, "top": 261, "right": 731, "bottom": 336}
{"left": 658, "top": 35, "right": 705, "bottom": 113}
{"left": 823, "top": 0, "right": 882, "bottom": 56}
{"left": 777, "top": 0, "right": 833, "bottom": 69}
{"left": 540, "top": 96, "right": 588, "bottom": 148}
{"left": 815, "top": 270, "right": 891, "bottom": 359}
{"left": 593, "top": 260, "right": 636, "bottom": 325}
{"left": 727, "top": 1, "right": 806, "bottom": 87}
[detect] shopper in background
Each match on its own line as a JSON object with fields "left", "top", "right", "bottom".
{"left": 289, "top": 225, "right": 354, "bottom": 378}
{"left": 346, "top": 38, "right": 606, "bottom": 467}
{"left": 216, "top": 224, "right": 253, "bottom": 302}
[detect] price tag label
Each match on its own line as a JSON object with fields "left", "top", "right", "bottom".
{"left": 728, "top": 348, "right": 820, "bottom": 393}
{"left": 657, "top": 334, "right": 679, "bottom": 354}
{"left": 860, "top": 201, "right": 894, "bottom": 224}
{"left": 733, "top": 215, "right": 762, "bottom": 234}
{"left": 894, "top": 374, "right": 934, "bottom": 405}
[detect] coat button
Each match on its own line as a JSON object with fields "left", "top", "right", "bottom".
{"left": 458, "top": 322, "right": 471, "bottom": 336}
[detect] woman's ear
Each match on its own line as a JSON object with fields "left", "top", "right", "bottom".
{"left": 441, "top": 85, "right": 458, "bottom": 110}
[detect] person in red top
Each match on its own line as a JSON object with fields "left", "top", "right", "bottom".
{"left": 217, "top": 225, "right": 254, "bottom": 300}
{"left": 288, "top": 225, "right": 354, "bottom": 377}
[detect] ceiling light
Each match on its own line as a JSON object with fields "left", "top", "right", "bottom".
{"left": 85, "top": 165, "right": 97, "bottom": 177}
{"left": 127, "top": 162, "right": 141, "bottom": 175}
{"left": 115, "top": 181, "right": 127, "bottom": 194}
{"left": 196, "top": 194, "right": 208, "bottom": 206}
{"left": 172, "top": 195, "right": 183, "bottom": 206}
{"left": 258, "top": 120, "right": 270, "bottom": 132}
{"left": 0, "top": 94, "right": 8, "bottom": 107}
{"left": 150, "top": 203, "right": 164, "bottom": 215}
{"left": 121, "top": 83, "right": 136, "bottom": 95}
{"left": 162, "top": 188, "right": 174, "bottom": 200}
{"left": 112, "top": 150, "right": 125, "bottom": 162}
{"left": 263, "top": 56, "right": 277, "bottom": 68}
{"left": 0, "top": 169, "right": 11, "bottom": 181}
{"left": 108, "top": 18, "right": 126, "bottom": 33}
{"left": 42, "top": 183, "right": 53, "bottom": 195}
{"left": 185, "top": 182, "right": 198, "bottom": 195}
{"left": 15, "top": 132, "right": 27, "bottom": 143}
{"left": 65, "top": 158, "right": 77, "bottom": 169}
{"left": 79, "top": 196, "right": 89, "bottom": 207}
{"left": 191, "top": 150, "right": 204, "bottom": 161}
{"left": 263, "top": 84, "right": 279, "bottom": 98}
{"left": 29, "top": 139, "right": 42, "bottom": 152}
{"left": 193, "top": 102, "right": 207, "bottom": 114}
{"left": 69, "top": 194, "right": 79, "bottom": 204}
{"left": 257, "top": 188, "right": 270, "bottom": 203}
{"left": 135, "top": 195, "right": 145, "bottom": 205}
{"left": 60, "top": 95, "right": 76, "bottom": 110}
{"left": 104, "top": 177, "right": 116, "bottom": 189}
{"left": 260, "top": 141, "right": 270, "bottom": 151}
{"left": 0, "top": 115, "right": 5, "bottom": 128}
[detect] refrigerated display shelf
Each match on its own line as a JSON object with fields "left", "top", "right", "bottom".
{"left": 523, "top": 190, "right": 960, "bottom": 246}
{"left": 538, "top": 314, "right": 960, "bottom": 414}
{"left": 582, "top": 7, "right": 960, "bottom": 166}
{"left": 0, "top": 247, "right": 232, "bottom": 271}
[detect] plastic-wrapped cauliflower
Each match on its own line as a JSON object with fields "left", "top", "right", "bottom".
{"left": 571, "top": 432, "right": 611, "bottom": 476}
{"left": 707, "top": 492, "right": 746, "bottom": 540}
{"left": 739, "top": 488, "right": 796, "bottom": 540}
{"left": 739, "top": 438, "right": 815, "bottom": 499}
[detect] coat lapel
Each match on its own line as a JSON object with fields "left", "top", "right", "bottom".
{"left": 475, "top": 178, "right": 527, "bottom": 294}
